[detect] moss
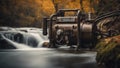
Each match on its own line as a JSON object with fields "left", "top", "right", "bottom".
{"left": 96, "top": 36, "right": 120, "bottom": 68}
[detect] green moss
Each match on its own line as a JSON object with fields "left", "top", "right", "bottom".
{"left": 96, "top": 38, "right": 120, "bottom": 65}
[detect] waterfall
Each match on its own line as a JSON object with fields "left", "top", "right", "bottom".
{"left": 0, "top": 34, "right": 32, "bottom": 49}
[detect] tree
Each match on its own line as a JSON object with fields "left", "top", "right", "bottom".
{"left": 96, "top": 0, "right": 120, "bottom": 15}
{"left": 80, "top": 0, "right": 84, "bottom": 12}
{"left": 51, "top": 0, "right": 58, "bottom": 12}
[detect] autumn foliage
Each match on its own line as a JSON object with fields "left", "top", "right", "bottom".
{"left": 0, "top": 0, "right": 119, "bottom": 27}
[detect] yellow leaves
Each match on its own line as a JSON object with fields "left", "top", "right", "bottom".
{"left": 0, "top": 0, "right": 99, "bottom": 27}
{"left": 65, "top": 1, "right": 80, "bottom": 9}
{"left": 17, "top": 0, "right": 97, "bottom": 17}
{"left": 41, "top": 0, "right": 55, "bottom": 15}
{"left": 53, "top": 0, "right": 63, "bottom": 4}
{"left": 52, "top": 0, "right": 97, "bottom": 13}
{"left": 82, "top": 0, "right": 94, "bottom": 13}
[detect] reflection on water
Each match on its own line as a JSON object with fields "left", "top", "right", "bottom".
{"left": 0, "top": 48, "right": 98, "bottom": 68}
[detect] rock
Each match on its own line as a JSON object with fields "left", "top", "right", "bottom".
{"left": 96, "top": 35, "right": 120, "bottom": 68}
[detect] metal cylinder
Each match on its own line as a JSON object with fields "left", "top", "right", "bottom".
{"left": 80, "top": 22, "right": 93, "bottom": 44}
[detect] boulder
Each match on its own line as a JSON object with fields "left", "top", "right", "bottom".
{"left": 96, "top": 35, "right": 120, "bottom": 68}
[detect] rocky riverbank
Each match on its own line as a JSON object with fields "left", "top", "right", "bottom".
{"left": 96, "top": 35, "right": 120, "bottom": 68}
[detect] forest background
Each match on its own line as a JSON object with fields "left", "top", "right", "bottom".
{"left": 0, "top": 0, "right": 119, "bottom": 27}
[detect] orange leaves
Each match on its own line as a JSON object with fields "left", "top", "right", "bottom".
{"left": 51, "top": 0, "right": 98, "bottom": 13}
{"left": 41, "top": 0, "right": 55, "bottom": 15}
{"left": 82, "top": 0, "right": 94, "bottom": 13}
{"left": 65, "top": 0, "right": 80, "bottom": 9}
{"left": 0, "top": 0, "right": 99, "bottom": 27}
{"left": 8, "top": 0, "right": 98, "bottom": 17}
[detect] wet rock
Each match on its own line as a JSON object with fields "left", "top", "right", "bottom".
{"left": 96, "top": 35, "right": 120, "bottom": 68}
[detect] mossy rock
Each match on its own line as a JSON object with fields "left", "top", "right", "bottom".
{"left": 96, "top": 35, "right": 120, "bottom": 68}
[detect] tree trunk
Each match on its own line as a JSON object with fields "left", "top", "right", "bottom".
{"left": 80, "top": 0, "right": 84, "bottom": 12}
{"left": 52, "top": 0, "right": 58, "bottom": 12}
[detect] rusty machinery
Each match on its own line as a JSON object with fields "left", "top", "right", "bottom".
{"left": 94, "top": 10, "right": 120, "bottom": 39}
{"left": 43, "top": 9, "right": 95, "bottom": 49}
{"left": 42, "top": 9, "right": 120, "bottom": 49}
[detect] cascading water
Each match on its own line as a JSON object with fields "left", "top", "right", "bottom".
{"left": 0, "top": 34, "right": 32, "bottom": 49}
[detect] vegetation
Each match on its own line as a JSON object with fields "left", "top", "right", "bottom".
{"left": 96, "top": 35, "right": 120, "bottom": 68}
{"left": 0, "top": 0, "right": 55, "bottom": 27}
{"left": 0, "top": 0, "right": 119, "bottom": 27}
